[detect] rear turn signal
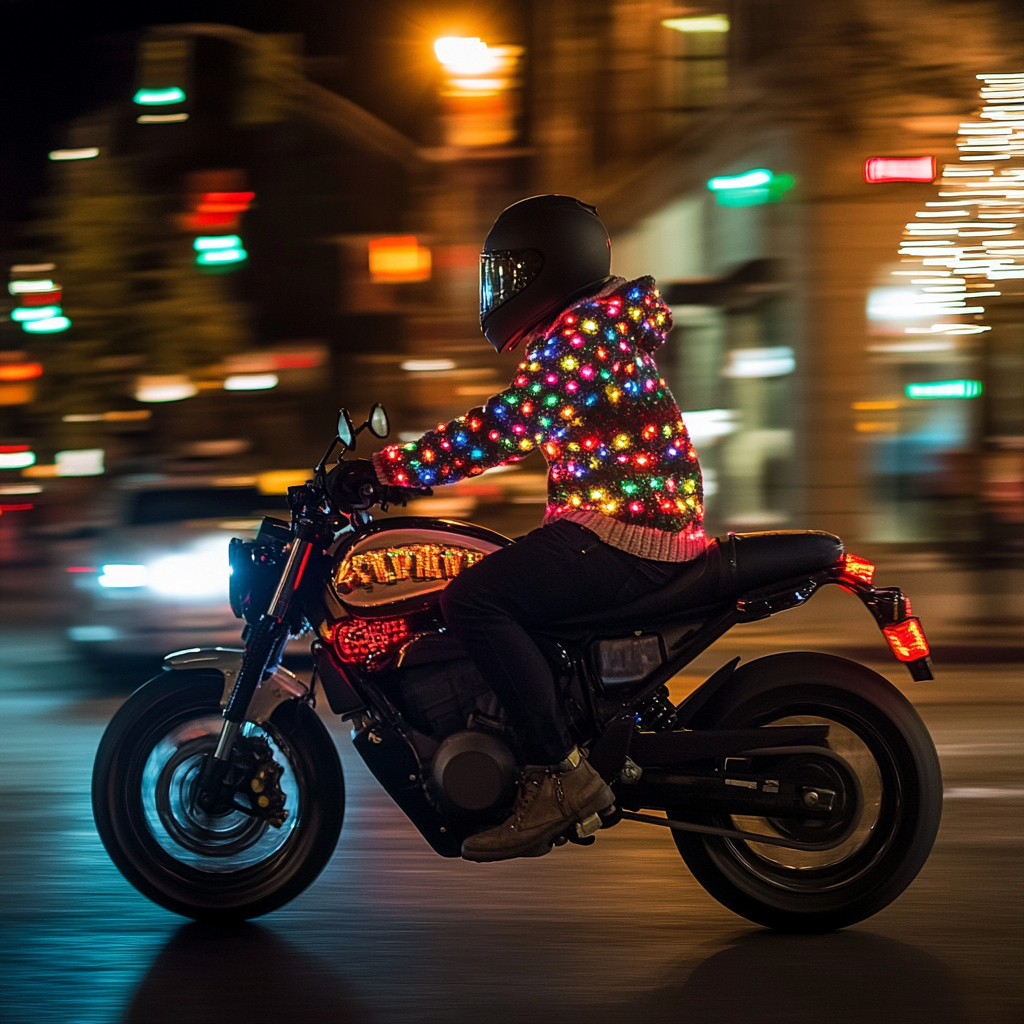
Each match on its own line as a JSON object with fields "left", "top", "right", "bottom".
{"left": 842, "top": 553, "right": 876, "bottom": 585}
{"left": 883, "top": 618, "right": 930, "bottom": 662}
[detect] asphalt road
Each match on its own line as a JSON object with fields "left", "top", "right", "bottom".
{"left": 0, "top": 629, "right": 1021, "bottom": 1024}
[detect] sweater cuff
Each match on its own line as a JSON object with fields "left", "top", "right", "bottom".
{"left": 371, "top": 451, "right": 394, "bottom": 487}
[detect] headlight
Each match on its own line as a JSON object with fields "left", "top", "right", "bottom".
{"left": 148, "top": 538, "right": 231, "bottom": 599}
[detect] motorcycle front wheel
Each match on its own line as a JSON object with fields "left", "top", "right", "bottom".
{"left": 92, "top": 669, "right": 344, "bottom": 921}
{"left": 671, "top": 652, "right": 942, "bottom": 933}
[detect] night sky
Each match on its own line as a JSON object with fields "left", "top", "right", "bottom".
{"left": 0, "top": 0, "right": 524, "bottom": 243}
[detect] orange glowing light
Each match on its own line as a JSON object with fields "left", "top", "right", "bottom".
{"left": 367, "top": 236, "right": 432, "bottom": 283}
{"left": 0, "top": 363, "right": 43, "bottom": 382}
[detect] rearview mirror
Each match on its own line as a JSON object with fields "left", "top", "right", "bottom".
{"left": 337, "top": 409, "right": 356, "bottom": 449}
{"left": 368, "top": 403, "right": 390, "bottom": 439}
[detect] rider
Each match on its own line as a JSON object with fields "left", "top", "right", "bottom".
{"left": 332, "top": 195, "right": 706, "bottom": 862}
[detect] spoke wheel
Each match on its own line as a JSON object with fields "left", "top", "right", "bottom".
{"left": 93, "top": 670, "right": 344, "bottom": 921}
{"left": 670, "top": 653, "right": 942, "bottom": 932}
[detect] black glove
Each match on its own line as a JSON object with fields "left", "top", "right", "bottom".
{"left": 326, "top": 460, "right": 434, "bottom": 512}
{"left": 326, "top": 459, "right": 380, "bottom": 511}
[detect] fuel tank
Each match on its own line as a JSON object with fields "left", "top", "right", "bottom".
{"left": 330, "top": 517, "right": 510, "bottom": 615}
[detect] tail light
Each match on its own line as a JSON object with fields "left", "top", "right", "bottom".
{"left": 842, "top": 553, "right": 876, "bottom": 585}
{"left": 883, "top": 618, "right": 930, "bottom": 662}
{"left": 326, "top": 616, "right": 412, "bottom": 664}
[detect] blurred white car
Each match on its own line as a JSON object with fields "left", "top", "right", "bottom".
{"left": 67, "top": 477, "right": 297, "bottom": 659}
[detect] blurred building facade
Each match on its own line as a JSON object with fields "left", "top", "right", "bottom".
{"left": 519, "top": 0, "right": 1024, "bottom": 554}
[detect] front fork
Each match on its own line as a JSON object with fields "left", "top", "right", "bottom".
{"left": 197, "top": 533, "right": 312, "bottom": 808}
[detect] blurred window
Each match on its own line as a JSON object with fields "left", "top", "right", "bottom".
{"left": 127, "top": 488, "right": 287, "bottom": 525}
{"left": 658, "top": 17, "right": 729, "bottom": 134}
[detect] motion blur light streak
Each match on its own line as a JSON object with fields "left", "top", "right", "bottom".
{"left": 21, "top": 316, "right": 71, "bottom": 334}
{"left": 55, "top": 449, "right": 104, "bottom": 477}
{"left": 11, "top": 306, "right": 61, "bottom": 322}
{"left": 706, "top": 168, "right": 794, "bottom": 206}
{"left": 661, "top": 15, "right": 730, "bottom": 32}
{"left": 223, "top": 374, "right": 278, "bottom": 391}
{"left": 193, "top": 235, "right": 243, "bottom": 251}
{"left": 48, "top": 148, "right": 100, "bottom": 161}
{"left": 401, "top": 359, "right": 456, "bottom": 372}
{"left": 864, "top": 156, "right": 937, "bottom": 183}
{"left": 0, "top": 450, "right": 36, "bottom": 469}
{"left": 434, "top": 37, "right": 501, "bottom": 75}
{"left": 889, "top": 73, "right": 1024, "bottom": 334}
{"left": 722, "top": 347, "right": 795, "bottom": 378}
{"left": 906, "top": 380, "right": 983, "bottom": 399}
{"left": 196, "top": 248, "right": 247, "bottom": 266}
{"left": 98, "top": 564, "right": 148, "bottom": 589}
{"left": 135, "top": 376, "right": 198, "bottom": 403}
{"left": 0, "top": 363, "right": 43, "bottom": 382}
{"left": 137, "top": 113, "right": 189, "bottom": 123}
{"left": 133, "top": 87, "right": 186, "bottom": 105}
{"left": 368, "top": 237, "right": 432, "bottom": 283}
{"left": 8, "top": 280, "right": 54, "bottom": 294}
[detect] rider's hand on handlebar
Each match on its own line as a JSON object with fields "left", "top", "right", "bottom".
{"left": 326, "top": 460, "right": 432, "bottom": 512}
{"left": 326, "top": 460, "right": 380, "bottom": 511}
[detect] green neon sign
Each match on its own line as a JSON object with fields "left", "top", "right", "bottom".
{"left": 905, "top": 379, "right": 983, "bottom": 400}
{"left": 707, "top": 168, "right": 794, "bottom": 206}
{"left": 133, "top": 87, "right": 186, "bottom": 106}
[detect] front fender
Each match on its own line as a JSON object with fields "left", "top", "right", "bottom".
{"left": 162, "top": 647, "right": 308, "bottom": 724}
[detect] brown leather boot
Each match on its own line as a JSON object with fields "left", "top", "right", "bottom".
{"left": 461, "top": 747, "right": 614, "bottom": 862}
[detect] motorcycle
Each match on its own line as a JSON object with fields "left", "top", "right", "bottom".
{"left": 92, "top": 406, "right": 942, "bottom": 932}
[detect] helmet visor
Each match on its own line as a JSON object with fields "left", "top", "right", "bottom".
{"left": 479, "top": 249, "right": 544, "bottom": 326}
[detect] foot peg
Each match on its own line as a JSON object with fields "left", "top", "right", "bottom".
{"left": 575, "top": 811, "right": 602, "bottom": 839}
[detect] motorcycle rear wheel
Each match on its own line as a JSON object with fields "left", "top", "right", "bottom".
{"left": 92, "top": 669, "right": 344, "bottom": 921}
{"left": 670, "top": 652, "right": 942, "bottom": 933}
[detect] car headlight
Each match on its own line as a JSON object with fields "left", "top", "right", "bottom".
{"left": 98, "top": 564, "right": 149, "bottom": 588}
{"left": 148, "top": 538, "right": 231, "bottom": 599}
{"left": 97, "top": 538, "right": 231, "bottom": 600}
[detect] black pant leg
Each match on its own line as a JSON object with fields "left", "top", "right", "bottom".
{"left": 440, "top": 522, "right": 643, "bottom": 764}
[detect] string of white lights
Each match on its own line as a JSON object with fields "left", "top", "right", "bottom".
{"left": 892, "top": 73, "right": 1024, "bottom": 336}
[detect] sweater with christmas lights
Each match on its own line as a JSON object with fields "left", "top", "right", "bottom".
{"left": 373, "top": 276, "right": 706, "bottom": 562}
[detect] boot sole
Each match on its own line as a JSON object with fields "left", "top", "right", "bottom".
{"left": 461, "top": 789, "right": 615, "bottom": 863}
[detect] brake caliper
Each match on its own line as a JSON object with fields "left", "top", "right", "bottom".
{"left": 233, "top": 734, "right": 289, "bottom": 828}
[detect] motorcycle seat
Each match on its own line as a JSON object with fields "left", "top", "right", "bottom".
{"left": 546, "top": 530, "right": 844, "bottom": 635}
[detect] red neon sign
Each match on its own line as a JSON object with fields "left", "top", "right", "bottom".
{"left": 864, "top": 156, "right": 936, "bottom": 184}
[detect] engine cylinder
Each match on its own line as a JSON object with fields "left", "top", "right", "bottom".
{"left": 430, "top": 730, "right": 518, "bottom": 812}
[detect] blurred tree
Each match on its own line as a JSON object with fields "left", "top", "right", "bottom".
{"left": 19, "top": 109, "right": 250, "bottom": 445}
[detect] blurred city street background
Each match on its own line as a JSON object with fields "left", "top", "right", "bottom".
{"left": 1, "top": 0, "right": 1022, "bottom": 1022}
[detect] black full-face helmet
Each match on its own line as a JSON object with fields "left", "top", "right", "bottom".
{"left": 479, "top": 194, "right": 612, "bottom": 353}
